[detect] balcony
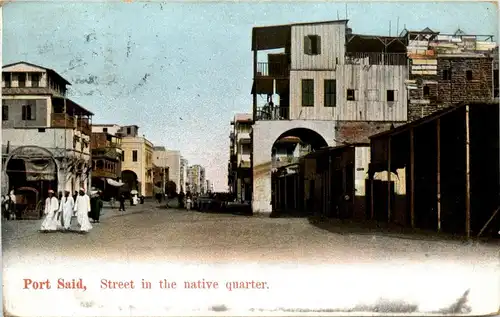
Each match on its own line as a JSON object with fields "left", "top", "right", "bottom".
{"left": 345, "top": 52, "right": 408, "bottom": 66}
{"left": 51, "top": 113, "right": 76, "bottom": 128}
{"left": 256, "top": 106, "right": 289, "bottom": 121}
{"left": 257, "top": 62, "right": 290, "bottom": 78}
{"left": 237, "top": 131, "right": 251, "bottom": 143}
{"left": 77, "top": 117, "right": 91, "bottom": 136}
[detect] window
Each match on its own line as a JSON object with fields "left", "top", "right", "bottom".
{"left": 103, "top": 127, "right": 108, "bottom": 133}
{"left": 466, "top": 70, "right": 473, "bottom": 80}
{"left": 38, "top": 128, "right": 46, "bottom": 133}
{"left": 3, "top": 73, "right": 11, "bottom": 88}
{"left": 387, "top": 90, "right": 395, "bottom": 102}
{"left": 442, "top": 69, "right": 452, "bottom": 80}
{"left": 347, "top": 89, "right": 355, "bottom": 101}
{"left": 304, "top": 35, "right": 321, "bottom": 55}
{"left": 423, "top": 86, "right": 430, "bottom": 97}
{"left": 17, "top": 73, "right": 26, "bottom": 88}
{"left": 31, "top": 73, "right": 40, "bottom": 87}
{"left": 301, "top": 79, "right": 314, "bottom": 107}
{"left": 121, "top": 152, "right": 125, "bottom": 162}
{"left": 22, "top": 104, "right": 35, "bottom": 120}
{"left": 132, "top": 150, "right": 138, "bottom": 162}
{"left": 127, "top": 127, "right": 131, "bottom": 135}
{"left": 324, "top": 80, "right": 336, "bottom": 107}
{"left": 2, "top": 105, "right": 8, "bottom": 121}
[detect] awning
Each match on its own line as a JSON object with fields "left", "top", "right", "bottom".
{"left": 106, "top": 178, "right": 124, "bottom": 187}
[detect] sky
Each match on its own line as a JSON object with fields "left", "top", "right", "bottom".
{"left": 2, "top": 1, "right": 498, "bottom": 191}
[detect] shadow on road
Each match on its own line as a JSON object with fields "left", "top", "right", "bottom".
{"left": 308, "top": 216, "right": 500, "bottom": 245}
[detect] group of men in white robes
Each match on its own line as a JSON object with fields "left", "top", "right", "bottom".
{"left": 40, "top": 188, "right": 93, "bottom": 234}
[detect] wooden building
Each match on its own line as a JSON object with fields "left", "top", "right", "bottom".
{"left": 270, "top": 143, "right": 371, "bottom": 219}
{"left": 369, "top": 102, "right": 499, "bottom": 237}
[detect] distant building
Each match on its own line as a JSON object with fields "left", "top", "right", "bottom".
{"left": 120, "top": 125, "right": 154, "bottom": 197}
{"left": 165, "top": 150, "right": 181, "bottom": 193}
{"left": 187, "top": 165, "right": 205, "bottom": 194}
{"left": 153, "top": 146, "right": 169, "bottom": 194}
{"left": 90, "top": 124, "right": 123, "bottom": 196}
{"left": 206, "top": 179, "right": 213, "bottom": 193}
{"left": 2, "top": 61, "right": 93, "bottom": 196}
{"left": 180, "top": 157, "right": 188, "bottom": 192}
{"left": 228, "top": 113, "right": 252, "bottom": 202}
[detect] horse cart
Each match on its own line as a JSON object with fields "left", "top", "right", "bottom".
{"left": 15, "top": 187, "right": 43, "bottom": 220}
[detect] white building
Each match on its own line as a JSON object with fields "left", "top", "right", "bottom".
{"left": 2, "top": 61, "right": 94, "bottom": 196}
{"left": 187, "top": 164, "right": 205, "bottom": 194}
{"left": 227, "top": 113, "right": 252, "bottom": 202}
{"left": 180, "top": 157, "right": 188, "bottom": 192}
{"left": 251, "top": 20, "right": 408, "bottom": 213}
{"left": 92, "top": 124, "right": 122, "bottom": 136}
{"left": 165, "top": 150, "right": 181, "bottom": 193}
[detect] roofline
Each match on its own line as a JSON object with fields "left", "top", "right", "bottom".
{"left": 369, "top": 101, "right": 499, "bottom": 140}
{"left": 3, "top": 61, "right": 72, "bottom": 86}
{"left": 253, "top": 19, "right": 348, "bottom": 31}
{"left": 52, "top": 96, "right": 94, "bottom": 116}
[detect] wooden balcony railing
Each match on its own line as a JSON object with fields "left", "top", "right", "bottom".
{"left": 256, "top": 106, "right": 289, "bottom": 121}
{"left": 272, "top": 157, "right": 300, "bottom": 169}
{"left": 257, "top": 62, "right": 290, "bottom": 77}
{"left": 345, "top": 52, "right": 408, "bottom": 66}
{"left": 51, "top": 113, "right": 76, "bottom": 128}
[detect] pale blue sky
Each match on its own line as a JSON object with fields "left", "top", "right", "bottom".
{"left": 3, "top": 1, "right": 498, "bottom": 191}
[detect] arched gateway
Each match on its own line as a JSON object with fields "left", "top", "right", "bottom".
{"left": 252, "top": 120, "right": 336, "bottom": 213}
{"left": 3, "top": 145, "right": 58, "bottom": 198}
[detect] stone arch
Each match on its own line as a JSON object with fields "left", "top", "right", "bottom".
{"left": 2, "top": 145, "right": 59, "bottom": 196}
{"left": 252, "top": 120, "right": 336, "bottom": 213}
{"left": 121, "top": 170, "right": 139, "bottom": 193}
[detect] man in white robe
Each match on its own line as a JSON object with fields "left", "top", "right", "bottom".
{"left": 74, "top": 188, "right": 93, "bottom": 233}
{"left": 40, "top": 190, "right": 59, "bottom": 232}
{"left": 60, "top": 190, "right": 74, "bottom": 231}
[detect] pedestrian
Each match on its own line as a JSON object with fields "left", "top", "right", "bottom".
{"left": 60, "top": 190, "right": 74, "bottom": 231}
{"left": 73, "top": 188, "right": 92, "bottom": 234}
{"left": 2, "top": 195, "right": 9, "bottom": 220}
{"left": 118, "top": 193, "right": 126, "bottom": 212}
{"left": 40, "top": 190, "right": 59, "bottom": 233}
{"left": 73, "top": 191, "right": 78, "bottom": 202}
{"left": 91, "top": 191, "right": 103, "bottom": 223}
{"left": 178, "top": 191, "right": 185, "bottom": 209}
{"left": 9, "top": 188, "right": 16, "bottom": 219}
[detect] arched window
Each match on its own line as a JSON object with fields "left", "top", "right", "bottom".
{"left": 423, "top": 86, "right": 430, "bottom": 97}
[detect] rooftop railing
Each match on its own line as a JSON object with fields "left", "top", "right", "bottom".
{"left": 345, "top": 52, "right": 408, "bottom": 66}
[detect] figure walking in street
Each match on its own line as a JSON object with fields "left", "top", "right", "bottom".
{"left": 9, "top": 188, "right": 17, "bottom": 219}
{"left": 74, "top": 188, "right": 93, "bottom": 234}
{"left": 40, "top": 190, "right": 60, "bottom": 233}
{"left": 90, "top": 191, "right": 103, "bottom": 223}
{"left": 178, "top": 191, "right": 185, "bottom": 209}
{"left": 118, "top": 193, "right": 126, "bottom": 212}
{"left": 60, "top": 190, "right": 74, "bottom": 231}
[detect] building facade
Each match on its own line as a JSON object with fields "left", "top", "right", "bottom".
{"left": 165, "top": 150, "right": 181, "bottom": 193}
{"left": 90, "top": 125, "right": 122, "bottom": 197}
{"left": 153, "top": 146, "right": 169, "bottom": 194}
{"left": 403, "top": 28, "right": 497, "bottom": 121}
{"left": 180, "top": 157, "right": 188, "bottom": 193}
{"left": 187, "top": 164, "right": 205, "bottom": 194}
{"left": 251, "top": 20, "right": 408, "bottom": 213}
{"left": 2, "top": 61, "right": 93, "bottom": 197}
{"left": 228, "top": 113, "right": 252, "bottom": 201}
{"left": 120, "top": 125, "right": 154, "bottom": 197}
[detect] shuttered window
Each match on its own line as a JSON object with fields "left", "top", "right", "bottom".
{"left": 132, "top": 150, "right": 138, "bottom": 162}
{"left": 302, "top": 79, "right": 314, "bottom": 107}
{"left": 2, "top": 105, "right": 8, "bottom": 121}
{"left": 304, "top": 35, "right": 321, "bottom": 55}
{"left": 324, "top": 80, "right": 336, "bottom": 107}
{"left": 22, "top": 104, "right": 36, "bottom": 120}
